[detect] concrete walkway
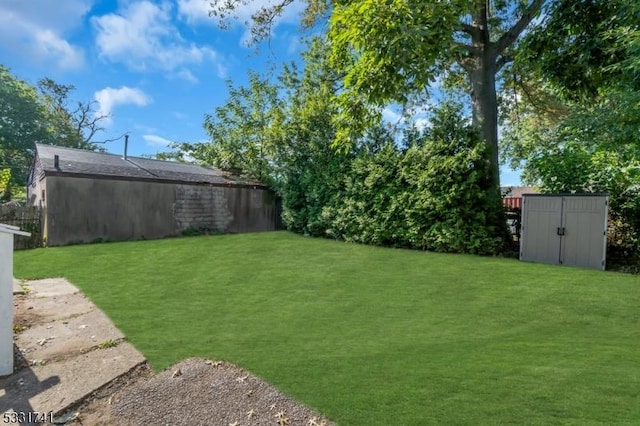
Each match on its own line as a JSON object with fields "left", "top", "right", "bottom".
{"left": 0, "top": 278, "right": 145, "bottom": 424}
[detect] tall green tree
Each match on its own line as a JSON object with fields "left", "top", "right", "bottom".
{"left": 0, "top": 66, "right": 106, "bottom": 197}
{"left": 0, "top": 65, "right": 50, "bottom": 187}
{"left": 166, "top": 72, "right": 285, "bottom": 184}
{"left": 329, "top": 0, "right": 545, "bottom": 191}
{"left": 515, "top": 0, "right": 635, "bottom": 102}
{"left": 277, "top": 38, "right": 356, "bottom": 235}
{"left": 324, "top": 101, "right": 509, "bottom": 254}
{"left": 210, "top": 0, "right": 545, "bottom": 191}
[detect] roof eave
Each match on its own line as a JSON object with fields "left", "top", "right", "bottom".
{"left": 41, "top": 170, "right": 269, "bottom": 189}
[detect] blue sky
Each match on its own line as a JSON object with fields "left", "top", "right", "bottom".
{"left": 0, "top": 0, "right": 522, "bottom": 185}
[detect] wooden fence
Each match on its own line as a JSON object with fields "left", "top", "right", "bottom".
{"left": 0, "top": 205, "right": 44, "bottom": 250}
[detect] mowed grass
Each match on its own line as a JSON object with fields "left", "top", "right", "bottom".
{"left": 14, "top": 231, "right": 640, "bottom": 425}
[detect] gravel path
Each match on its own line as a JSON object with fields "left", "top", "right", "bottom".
{"left": 66, "top": 358, "right": 334, "bottom": 426}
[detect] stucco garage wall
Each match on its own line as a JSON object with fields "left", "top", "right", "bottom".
{"left": 45, "top": 176, "right": 177, "bottom": 246}
{"left": 223, "top": 186, "right": 278, "bottom": 233}
{"left": 44, "top": 176, "right": 278, "bottom": 246}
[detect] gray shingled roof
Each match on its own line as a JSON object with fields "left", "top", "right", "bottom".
{"left": 35, "top": 144, "right": 262, "bottom": 186}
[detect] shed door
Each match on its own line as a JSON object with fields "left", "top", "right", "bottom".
{"left": 520, "top": 197, "right": 563, "bottom": 265}
{"left": 561, "top": 196, "right": 608, "bottom": 270}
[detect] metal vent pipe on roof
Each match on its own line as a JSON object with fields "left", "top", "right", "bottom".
{"left": 54, "top": 154, "right": 59, "bottom": 169}
{"left": 124, "top": 134, "right": 129, "bottom": 160}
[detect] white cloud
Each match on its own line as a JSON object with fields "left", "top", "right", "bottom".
{"left": 0, "top": 0, "right": 92, "bottom": 32}
{"left": 94, "top": 87, "right": 151, "bottom": 125}
{"left": 176, "top": 0, "right": 210, "bottom": 24}
{"left": 34, "top": 30, "right": 84, "bottom": 70}
{"left": 0, "top": 0, "right": 89, "bottom": 70}
{"left": 216, "top": 63, "right": 228, "bottom": 79}
{"left": 173, "top": 69, "right": 199, "bottom": 84}
{"left": 143, "top": 134, "right": 173, "bottom": 148}
{"left": 92, "top": 1, "right": 220, "bottom": 73}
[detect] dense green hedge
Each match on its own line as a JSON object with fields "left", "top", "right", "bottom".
{"left": 282, "top": 103, "right": 510, "bottom": 255}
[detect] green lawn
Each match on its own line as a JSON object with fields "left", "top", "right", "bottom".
{"left": 14, "top": 231, "right": 640, "bottom": 425}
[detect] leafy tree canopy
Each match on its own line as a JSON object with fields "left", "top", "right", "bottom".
{"left": 502, "top": 0, "right": 640, "bottom": 251}
{"left": 210, "top": 0, "right": 545, "bottom": 191}
{"left": 0, "top": 66, "right": 107, "bottom": 199}
{"left": 0, "top": 65, "right": 49, "bottom": 184}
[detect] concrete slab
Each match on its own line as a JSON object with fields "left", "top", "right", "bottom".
{"left": 0, "top": 343, "right": 144, "bottom": 416}
{"left": 1, "top": 278, "right": 146, "bottom": 420}
{"left": 23, "top": 278, "right": 80, "bottom": 298}
{"left": 15, "top": 309, "right": 126, "bottom": 363}
{"left": 18, "top": 292, "right": 93, "bottom": 323}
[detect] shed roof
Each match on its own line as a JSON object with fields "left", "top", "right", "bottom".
{"left": 35, "top": 144, "right": 264, "bottom": 187}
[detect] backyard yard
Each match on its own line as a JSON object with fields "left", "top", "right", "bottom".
{"left": 14, "top": 231, "right": 640, "bottom": 425}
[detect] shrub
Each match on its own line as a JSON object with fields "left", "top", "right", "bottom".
{"left": 322, "top": 102, "right": 509, "bottom": 255}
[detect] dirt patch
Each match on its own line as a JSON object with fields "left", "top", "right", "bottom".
{"left": 12, "top": 294, "right": 44, "bottom": 333}
{"left": 62, "top": 359, "right": 333, "bottom": 426}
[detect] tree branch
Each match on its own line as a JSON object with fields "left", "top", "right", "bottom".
{"left": 495, "top": 0, "right": 545, "bottom": 55}
{"left": 459, "top": 22, "right": 481, "bottom": 39}
{"left": 71, "top": 100, "right": 109, "bottom": 144}
{"left": 453, "top": 41, "right": 477, "bottom": 55}
{"left": 93, "top": 132, "right": 128, "bottom": 144}
{"left": 496, "top": 55, "right": 514, "bottom": 71}
{"left": 471, "top": 1, "right": 489, "bottom": 46}
{"left": 249, "top": 0, "right": 294, "bottom": 43}
{"left": 210, "top": 0, "right": 295, "bottom": 45}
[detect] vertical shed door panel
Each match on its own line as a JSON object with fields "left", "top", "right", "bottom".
{"left": 521, "top": 197, "right": 562, "bottom": 264}
{"left": 561, "top": 196, "right": 608, "bottom": 270}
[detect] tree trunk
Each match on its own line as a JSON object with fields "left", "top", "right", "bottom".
{"left": 467, "top": 2, "right": 501, "bottom": 190}
{"left": 468, "top": 55, "right": 510, "bottom": 247}
{"left": 464, "top": 0, "right": 544, "bottom": 190}
{"left": 469, "top": 53, "right": 500, "bottom": 189}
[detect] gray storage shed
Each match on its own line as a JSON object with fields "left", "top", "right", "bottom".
{"left": 520, "top": 194, "right": 608, "bottom": 270}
